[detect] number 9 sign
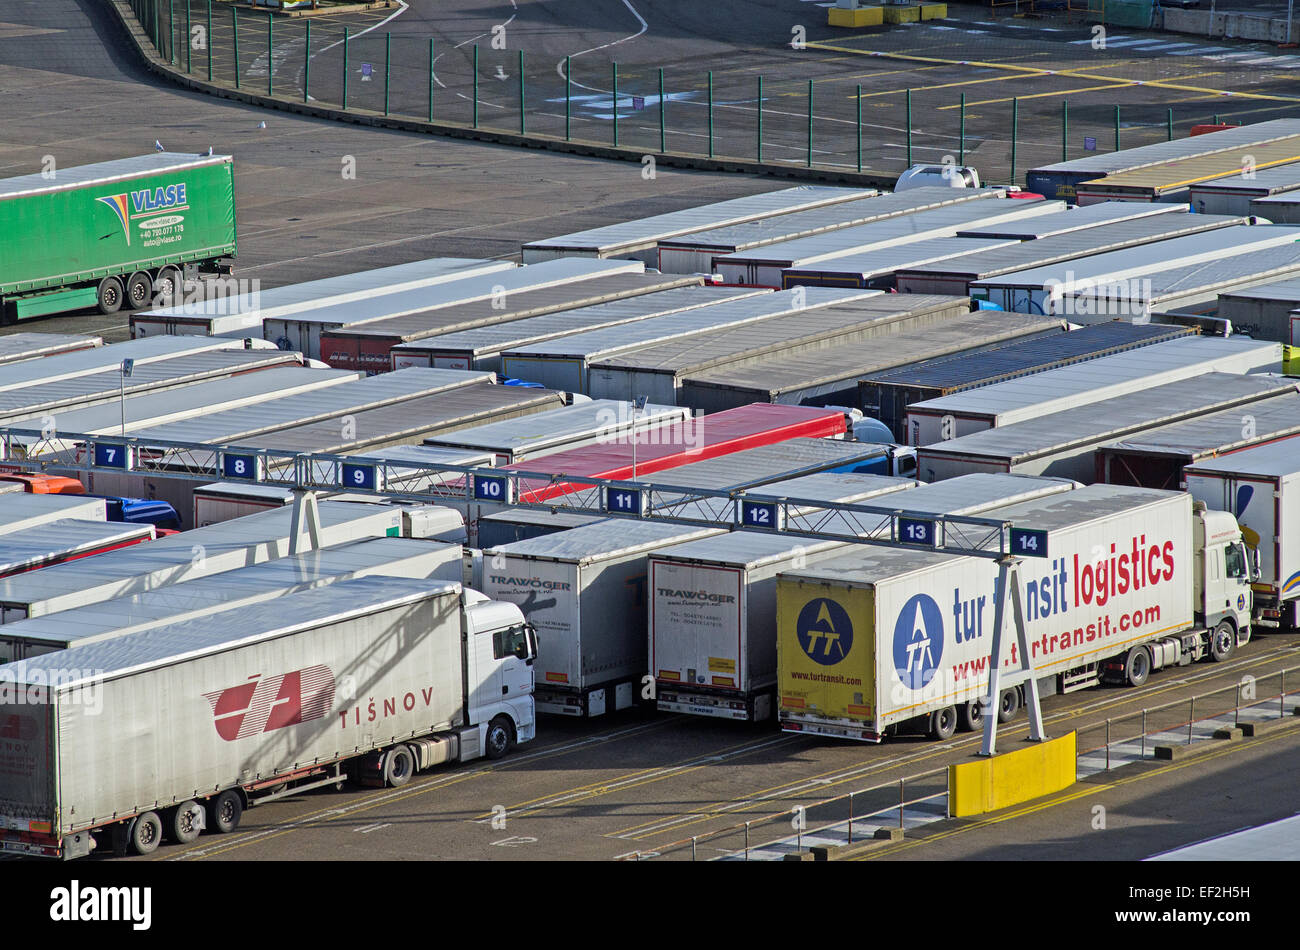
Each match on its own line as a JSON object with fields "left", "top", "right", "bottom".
{"left": 340, "top": 462, "right": 383, "bottom": 492}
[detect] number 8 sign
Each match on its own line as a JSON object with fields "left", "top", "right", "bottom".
{"left": 221, "top": 452, "right": 262, "bottom": 481}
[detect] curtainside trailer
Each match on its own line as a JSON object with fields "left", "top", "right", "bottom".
{"left": 0, "top": 576, "right": 537, "bottom": 858}
{"left": 0, "top": 153, "right": 236, "bottom": 321}
{"left": 1215, "top": 279, "right": 1300, "bottom": 344}
{"left": 1189, "top": 164, "right": 1300, "bottom": 217}
{"left": 0, "top": 520, "right": 155, "bottom": 578}
{"left": 777, "top": 485, "right": 1254, "bottom": 742}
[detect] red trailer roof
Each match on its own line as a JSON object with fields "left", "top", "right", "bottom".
{"left": 503, "top": 403, "right": 847, "bottom": 502}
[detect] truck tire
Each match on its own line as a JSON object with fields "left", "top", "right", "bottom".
{"left": 957, "top": 699, "right": 984, "bottom": 732}
{"left": 130, "top": 811, "right": 163, "bottom": 855}
{"left": 169, "top": 801, "right": 204, "bottom": 844}
{"left": 997, "top": 688, "right": 1020, "bottom": 723}
{"left": 1210, "top": 621, "right": 1237, "bottom": 662}
{"left": 383, "top": 745, "right": 415, "bottom": 787}
{"left": 96, "top": 276, "right": 124, "bottom": 315}
{"left": 928, "top": 705, "right": 957, "bottom": 741}
{"left": 125, "top": 271, "right": 153, "bottom": 310}
{"left": 154, "top": 266, "right": 182, "bottom": 306}
{"left": 206, "top": 789, "right": 243, "bottom": 834}
{"left": 1123, "top": 647, "right": 1151, "bottom": 687}
{"left": 485, "top": 715, "right": 514, "bottom": 760}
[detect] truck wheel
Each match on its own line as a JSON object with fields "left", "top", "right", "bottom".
{"left": 485, "top": 715, "right": 514, "bottom": 760}
{"left": 125, "top": 271, "right": 153, "bottom": 310}
{"left": 96, "top": 276, "right": 124, "bottom": 315}
{"left": 997, "top": 688, "right": 1020, "bottom": 723}
{"left": 1123, "top": 647, "right": 1152, "bottom": 687}
{"left": 169, "top": 800, "right": 204, "bottom": 844}
{"left": 957, "top": 699, "right": 984, "bottom": 732}
{"left": 130, "top": 811, "right": 163, "bottom": 855}
{"left": 1210, "top": 621, "right": 1237, "bottom": 662}
{"left": 928, "top": 705, "right": 957, "bottom": 741}
{"left": 154, "top": 266, "right": 182, "bottom": 306}
{"left": 206, "top": 789, "right": 243, "bottom": 834}
{"left": 383, "top": 745, "right": 415, "bottom": 788}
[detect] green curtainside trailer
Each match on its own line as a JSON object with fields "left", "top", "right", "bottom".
{"left": 0, "top": 153, "right": 236, "bottom": 322}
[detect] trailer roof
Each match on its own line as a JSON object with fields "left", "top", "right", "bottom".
{"left": 920, "top": 373, "right": 1297, "bottom": 464}
{"left": 659, "top": 468, "right": 915, "bottom": 523}
{"left": 332, "top": 273, "right": 708, "bottom": 342}
{"left": 1182, "top": 436, "right": 1300, "bottom": 478}
{"left": 682, "top": 312, "right": 1064, "bottom": 401}
{"left": 856, "top": 472, "right": 1077, "bottom": 517}
{"left": 134, "top": 367, "right": 491, "bottom": 444}
{"left": 1251, "top": 191, "right": 1300, "bottom": 212}
{"left": 273, "top": 257, "right": 646, "bottom": 329}
{"left": 523, "top": 185, "right": 875, "bottom": 255}
{"left": 485, "top": 517, "right": 723, "bottom": 561}
{"left": 502, "top": 287, "right": 878, "bottom": 360}
{"left": 349, "top": 444, "right": 496, "bottom": 468}
{"left": 592, "top": 295, "right": 971, "bottom": 375}
{"left": 1191, "top": 162, "right": 1300, "bottom": 196}
{"left": 650, "top": 439, "right": 896, "bottom": 494}
{"left": 972, "top": 225, "right": 1300, "bottom": 292}
{"left": 0, "top": 494, "right": 106, "bottom": 529}
{"left": 0, "top": 576, "right": 451, "bottom": 686}
{"left": 954, "top": 201, "right": 1190, "bottom": 240}
{"left": 1068, "top": 243, "right": 1300, "bottom": 305}
{"left": 860, "top": 322, "right": 1193, "bottom": 393}
{"left": 1216, "top": 278, "right": 1300, "bottom": 304}
{"left": 424, "top": 399, "right": 686, "bottom": 455}
{"left": 715, "top": 199, "right": 1064, "bottom": 268}
{"left": 0, "top": 333, "right": 101, "bottom": 364}
{"left": 984, "top": 482, "right": 1182, "bottom": 532}
{"left": 1148, "top": 814, "right": 1300, "bottom": 862}
{"left": 1101, "top": 392, "right": 1300, "bottom": 460}
{"left": 657, "top": 187, "right": 1006, "bottom": 253}
{"left": 1077, "top": 140, "right": 1300, "bottom": 195}
{"left": 780, "top": 238, "right": 1014, "bottom": 283}
{"left": 479, "top": 508, "right": 605, "bottom": 529}
{"left": 0, "top": 519, "right": 153, "bottom": 574}
{"left": 908, "top": 336, "right": 1281, "bottom": 420}
{"left": 896, "top": 213, "right": 1245, "bottom": 283}
{"left": 389, "top": 286, "right": 765, "bottom": 358}
{"left": 140, "top": 258, "right": 515, "bottom": 321}
{"left": 649, "top": 530, "right": 848, "bottom": 569}
{"left": 0, "top": 152, "right": 231, "bottom": 201}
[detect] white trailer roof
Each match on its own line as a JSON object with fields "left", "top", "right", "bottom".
{"left": 908, "top": 336, "right": 1282, "bottom": 423}
{"left": 523, "top": 186, "right": 876, "bottom": 257}
{"left": 1101, "top": 392, "right": 1300, "bottom": 459}
{"left": 139, "top": 258, "right": 516, "bottom": 322}
{"left": 714, "top": 199, "right": 1066, "bottom": 269}
{"left": 778, "top": 238, "right": 1014, "bottom": 283}
{"left": 1148, "top": 814, "right": 1300, "bottom": 861}
{"left": 859, "top": 472, "right": 1076, "bottom": 517}
{"left": 0, "top": 519, "right": 152, "bottom": 574}
{"left": 0, "top": 576, "right": 446, "bottom": 687}
{"left": 1182, "top": 437, "right": 1300, "bottom": 478}
{"left": 134, "top": 367, "right": 491, "bottom": 444}
{"left": 920, "top": 373, "right": 1297, "bottom": 465}
{"left": 1217, "top": 279, "right": 1300, "bottom": 304}
{"left": 0, "top": 494, "right": 106, "bottom": 534}
{"left": 485, "top": 518, "right": 724, "bottom": 561}
{"left": 649, "top": 530, "right": 848, "bottom": 569}
{"left": 954, "top": 201, "right": 1189, "bottom": 240}
{"left": 0, "top": 536, "right": 453, "bottom": 648}
{"left": 1191, "top": 163, "right": 1300, "bottom": 196}
{"left": 0, "top": 333, "right": 101, "bottom": 364}
{"left": 657, "top": 187, "right": 1006, "bottom": 253}
{"left": 660, "top": 469, "right": 915, "bottom": 524}
{"left": 0, "top": 153, "right": 230, "bottom": 200}
{"left": 424, "top": 399, "right": 686, "bottom": 457}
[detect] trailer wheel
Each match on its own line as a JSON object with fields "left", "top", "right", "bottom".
{"left": 154, "top": 266, "right": 183, "bottom": 307}
{"left": 169, "top": 800, "right": 204, "bottom": 844}
{"left": 1123, "top": 647, "right": 1151, "bottom": 687}
{"left": 383, "top": 745, "right": 415, "bottom": 787}
{"left": 485, "top": 715, "right": 515, "bottom": 760}
{"left": 957, "top": 699, "right": 984, "bottom": 732}
{"left": 125, "top": 271, "right": 153, "bottom": 310}
{"left": 130, "top": 811, "right": 163, "bottom": 855}
{"left": 997, "top": 688, "right": 1020, "bottom": 723}
{"left": 96, "top": 276, "right": 124, "bottom": 315}
{"left": 1210, "top": 621, "right": 1237, "bottom": 662}
{"left": 206, "top": 789, "right": 243, "bottom": 834}
{"left": 928, "top": 705, "right": 957, "bottom": 741}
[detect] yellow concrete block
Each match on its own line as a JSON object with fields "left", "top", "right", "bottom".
{"left": 827, "top": 6, "right": 884, "bottom": 27}
{"left": 919, "top": 2, "right": 947, "bottom": 19}
{"left": 1284, "top": 345, "right": 1299, "bottom": 376}
{"left": 882, "top": 4, "right": 920, "bottom": 23}
{"left": 948, "top": 731, "right": 1077, "bottom": 818}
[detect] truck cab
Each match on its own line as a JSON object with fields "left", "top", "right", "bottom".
{"left": 463, "top": 590, "right": 538, "bottom": 757}
{"left": 1193, "top": 504, "right": 1255, "bottom": 650}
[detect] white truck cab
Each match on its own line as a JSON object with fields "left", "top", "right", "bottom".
{"left": 463, "top": 590, "right": 538, "bottom": 757}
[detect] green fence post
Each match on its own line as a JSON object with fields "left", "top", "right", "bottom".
{"left": 612, "top": 62, "right": 619, "bottom": 147}
{"left": 303, "top": 20, "right": 310, "bottom": 103}
{"left": 519, "top": 50, "right": 525, "bottom": 135}
{"left": 856, "top": 83, "right": 862, "bottom": 174}
{"left": 1011, "top": 97, "right": 1019, "bottom": 185}
{"left": 1215, "top": 113, "right": 1222, "bottom": 124}
{"left": 472, "top": 44, "right": 479, "bottom": 128}
{"left": 341, "top": 26, "right": 347, "bottom": 109}
{"left": 807, "top": 79, "right": 813, "bottom": 168}
{"left": 1114, "top": 104, "right": 1120, "bottom": 152}
{"left": 659, "top": 68, "right": 666, "bottom": 154}
{"left": 906, "top": 88, "right": 913, "bottom": 167}
{"left": 429, "top": 38, "right": 435, "bottom": 122}
{"left": 959, "top": 92, "right": 966, "bottom": 167}
{"left": 266, "top": 12, "right": 272, "bottom": 97}
{"left": 708, "top": 71, "right": 714, "bottom": 159}
{"left": 185, "top": 0, "right": 191, "bottom": 73}
{"left": 1062, "top": 99, "right": 1068, "bottom": 162}
{"left": 232, "top": 4, "right": 240, "bottom": 90}
{"left": 1167, "top": 107, "right": 1174, "bottom": 141}
{"left": 565, "top": 55, "right": 571, "bottom": 141}
{"left": 206, "top": 0, "right": 212, "bottom": 82}
{"left": 384, "top": 32, "right": 391, "bottom": 116}
{"left": 757, "top": 75, "right": 764, "bottom": 164}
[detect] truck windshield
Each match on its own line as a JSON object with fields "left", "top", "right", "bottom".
{"left": 1224, "top": 543, "right": 1247, "bottom": 580}
{"left": 494, "top": 625, "right": 532, "bottom": 661}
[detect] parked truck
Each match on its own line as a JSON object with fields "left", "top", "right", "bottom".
{"left": 0, "top": 154, "right": 236, "bottom": 321}
{"left": 0, "top": 575, "right": 536, "bottom": 859}
{"left": 776, "top": 484, "right": 1254, "bottom": 742}
{"left": 1184, "top": 440, "right": 1300, "bottom": 630}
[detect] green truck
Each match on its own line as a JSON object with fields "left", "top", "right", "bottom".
{"left": 0, "top": 153, "right": 236, "bottom": 321}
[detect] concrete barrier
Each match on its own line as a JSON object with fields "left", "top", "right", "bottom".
{"left": 948, "top": 731, "right": 1076, "bottom": 818}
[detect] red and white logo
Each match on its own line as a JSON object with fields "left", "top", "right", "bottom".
{"left": 202, "top": 666, "right": 335, "bottom": 742}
